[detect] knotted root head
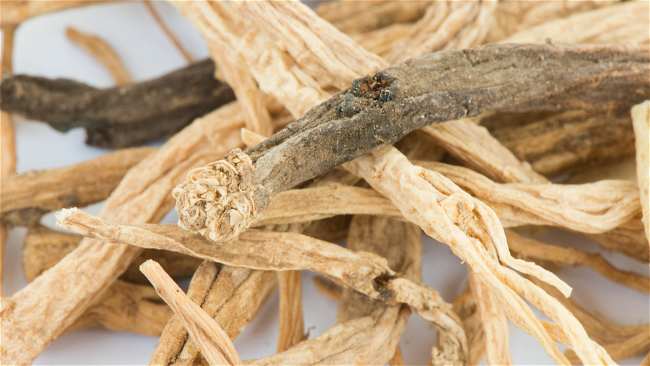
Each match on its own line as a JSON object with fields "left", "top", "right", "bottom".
{"left": 172, "top": 149, "right": 266, "bottom": 242}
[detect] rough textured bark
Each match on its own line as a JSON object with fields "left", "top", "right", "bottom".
{"left": 0, "top": 59, "right": 236, "bottom": 148}
{"left": 247, "top": 42, "right": 649, "bottom": 202}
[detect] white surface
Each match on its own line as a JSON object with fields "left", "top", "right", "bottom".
{"left": 2, "top": 2, "right": 648, "bottom": 365}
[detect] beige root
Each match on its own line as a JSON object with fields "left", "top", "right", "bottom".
{"left": 143, "top": 0, "right": 193, "bottom": 64}
{"left": 527, "top": 276, "right": 649, "bottom": 362}
{"left": 232, "top": 1, "right": 388, "bottom": 90}
{"left": 172, "top": 1, "right": 329, "bottom": 118}
{"left": 631, "top": 101, "right": 649, "bottom": 243}
{"left": 140, "top": 260, "right": 241, "bottom": 366}
{"left": 421, "top": 119, "right": 547, "bottom": 184}
{"left": 244, "top": 215, "right": 428, "bottom": 366}
{"left": 66, "top": 279, "right": 173, "bottom": 337}
{"left": 335, "top": 215, "right": 423, "bottom": 364}
{"left": 148, "top": 261, "right": 277, "bottom": 366}
{"left": 206, "top": 27, "right": 273, "bottom": 138}
{"left": 1, "top": 101, "right": 245, "bottom": 365}
{"left": 66, "top": 27, "right": 131, "bottom": 85}
{"left": 416, "top": 161, "right": 641, "bottom": 234}
{"left": 256, "top": 183, "right": 401, "bottom": 226}
{"left": 56, "top": 207, "right": 468, "bottom": 363}
{"left": 344, "top": 146, "right": 614, "bottom": 365}
{"left": 468, "top": 271, "right": 512, "bottom": 365}
{"left": 386, "top": 2, "right": 497, "bottom": 64}
{"left": 587, "top": 220, "right": 649, "bottom": 263}
{"left": 1, "top": 1, "right": 123, "bottom": 28}
{"left": 453, "top": 287, "right": 487, "bottom": 365}
{"left": 506, "top": 230, "right": 649, "bottom": 294}
{"left": 485, "top": 1, "right": 615, "bottom": 43}
{"left": 23, "top": 224, "right": 202, "bottom": 284}
{"left": 315, "top": 1, "right": 429, "bottom": 36}
{"left": 277, "top": 269, "right": 305, "bottom": 353}
{"left": 499, "top": 2, "right": 649, "bottom": 45}
{"left": 1, "top": 147, "right": 156, "bottom": 226}
{"left": 389, "top": 345, "right": 404, "bottom": 366}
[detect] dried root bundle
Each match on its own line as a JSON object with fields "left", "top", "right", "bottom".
{"left": 3, "top": 1, "right": 649, "bottom": 365}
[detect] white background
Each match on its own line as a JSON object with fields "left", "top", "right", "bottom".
{"left": 2, "top": 2, "right": 648, "bottom": 365}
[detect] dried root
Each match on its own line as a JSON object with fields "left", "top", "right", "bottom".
{"left": 631, "top": 101, "right": 649, "bottom": 242}
{"left": 56, "top": 207, "right": 469, "bottom": 363}
{"left": 344, "top": 146, "right": 614, "bottom": 365}
{"left": 507, "top": 230, "right": 649, "bottom": 294}
{"left": 66, "top": 27, "right": 131, "bottom": 85}
{"left": 23, "top": 224, "right": 202, "bottom": 284}
{"left": 140, "top": 260, "right": 241, "bottom": 366}
{"left": 2, "top": 147, "right": 156, "bottom": 226}
{"left": 172, "top": 149, "right": 266, "bottom": 242}
{"left": 149, "top": 261, "right": 277, "bottom": 366}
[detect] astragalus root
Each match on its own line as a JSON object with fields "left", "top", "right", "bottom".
{"left": 1, "top": 147, "right": 156, "bottom": 226}
{"left": 1, "top": 102, "right": 246, "bottom": 365}
{"left": 140, "top": 260, "right": 242, "bottom": 366}
{"left": 56, "top": 207, "right": 468, "bottom": 363}
{"left": 631, "top": 101, "right": 649, "bottom": 243}
{"left": 174, "top": 43, "right": 650, "bottom": 243}
{"left": 343, "top": 146, "right": 615, "bottom": 365}
{"left": 148, "top": 261, "right": 277, "bottom": 366}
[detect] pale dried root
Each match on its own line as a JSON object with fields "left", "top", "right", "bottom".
{"left": 469, "top": 270, "right": 512, "bottom": 365}
{"left": 148, "top": 261, "right": 277, "bottom": 366}
{"left": 631, "top": 101, "right": 649, "bottom": 243}
{"left": 415, "top": 161, "right": 641, "bottom": 235}
{"left": 140, "top": 260, "right": 241, "bottom": 366}
{"left": 389, "top": 345, "right": 404, "bottom": 366}
{"left": 66, "top": 27, "right": 131, "bottom": 85}
{"left": 421, "top": 119, "right": 547, "bottom": 184}
{"left": 499, "top": 2, "right": 649, "bottom": 45}
{"left": 2, "top": 147, "right": 156, "bottom": 226}
{"left": 1, "top": 1, "right": 122, "bottom": 28}
{"left": 485, "top": 1, "right": 614, "bottom": 43}
{"left": 143, "top": 0, "right": 193, "bottom": 63}
{"left": 172, "top": 1, "right": 329, "bottom": 118}
{"left": 315, "top": 1, "right": 429, "bottom": 36}
{"left": 232, "top": 1, "right": 388, "bottom": 90}
{"left": 56, "top": 207, "right": 469, "bottom": 363}
{"left": 507, "top": 230, "right": 649, "bottom": 294}
{"left": 277, "top": 270, "right": 305, "bottom": 353}
{"left": 334, "top": 215, "right": 421, "bottom": 365}
{"left": 66, "top": 280, "right": 173, "bottom": 337}
{"left": 22, "top": 224, "right": 202, "bottom": 284}
{"left": 344, "top": 146, "right": 614, "bottom": 365}
{"left": 1, "top": 101, "right": 246, "bottom": 365}
{"left": 453, "top": 285, "right": 487, "bottom": 365}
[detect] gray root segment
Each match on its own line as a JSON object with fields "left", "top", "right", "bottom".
{"left": 173, "top": 42, "right": 649, "bottom": 242}
{"left": 0, "top": 59, "right": 235, "bottom": 148}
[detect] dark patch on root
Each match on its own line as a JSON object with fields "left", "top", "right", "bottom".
{"left": 373, "top": 272, "right": 397, "bottom": 301}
